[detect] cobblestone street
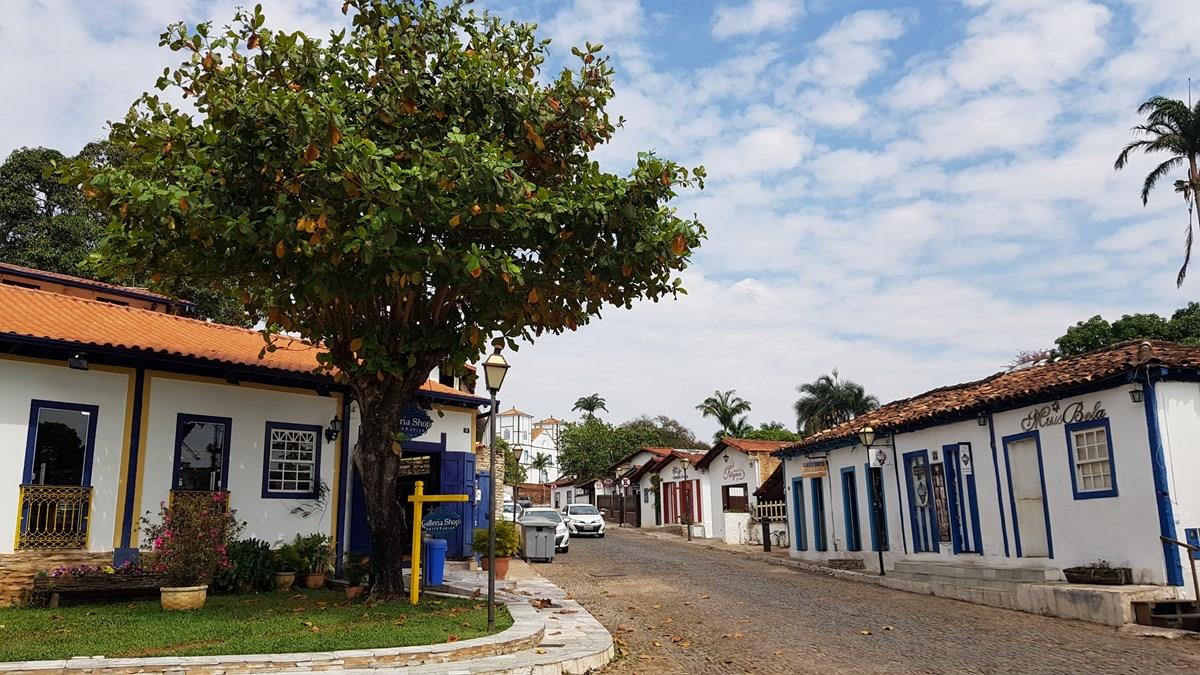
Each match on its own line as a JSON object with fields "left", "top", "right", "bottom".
{"left": 536, "top": 528, "right": 1200, "bottom": 674}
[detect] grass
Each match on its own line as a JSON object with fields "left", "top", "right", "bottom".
{"left": 0, "top": 589, "right": 512, "bottom": 662}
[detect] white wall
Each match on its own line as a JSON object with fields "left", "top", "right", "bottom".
{"left": 1156, "top": 380, "right": 1200, "bottom": 597}
{"left": 0, "top": 357, "right": 131, "bottom": 553}
{"left": 139, "top": 374, "right": 340, "bottom": 547}
{"left": 783, "top": 385, "right": 1174, "bottom": 583}
{"left": 638, "top": 472, "right": 658, "bottom": 527}
{"left": 707, "top": 449, "right": 759, "bottom": 540}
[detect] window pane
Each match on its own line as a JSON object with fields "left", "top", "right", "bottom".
{"left": 32, "top": 407, "right": 91, "bottom": 486}
{"left": 268, "top": 427, "right": 316, "bottom": 493}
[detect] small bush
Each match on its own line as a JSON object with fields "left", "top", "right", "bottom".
{"left": 473, "top": 520, "right": 519, "bottom": 557}
{"left": 343, "top": 551, "right": 370, "bottom": 586}
{"left": 140, "top": 496, "right": 243, "bottom": 587}
{"left": 273, "top": 543, "right": 304, "bottom": 572}
{"left": 213, "top": 538, "right": 277, "bottom": 593}
{"left": 293, "top": 533, "right": 334, "bottom": 573}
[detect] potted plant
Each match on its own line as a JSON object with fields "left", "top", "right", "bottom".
{"left": 343, "top": 551, "right": 369, "bottom": 600}
{"left": 141, "top": 494, "right": 243, "bottom": 610}
{"left": 473, "top": 520, "right": 520, "bottom": 580}
{"left": 1064, "top": 560, "right": 1133, "bottom": 585}
{"left": 214, "top": 538, "right": 277, "bottom": 594}
{"left": 273, "top": 543, "right": 302, "bottom": 590}
{"left": 294, "top": 533, "right": 334, "bottom": 589}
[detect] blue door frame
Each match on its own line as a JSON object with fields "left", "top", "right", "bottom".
{"left": 943, "top": 444, "right": 984, "bottom": 555}
{"left": 791, "top": 477, "right": 807, "bottom": 551}
{"left": 841, "top": 466, "right": 862, "bottom": 551}
{"left": 903, "top": 449, "right": 939, "bottom": 553}
{"left": 864, "top": 463, "right": 889, "bottom": 552}
{"left": 812, "top": 477, "right": 827, "bottom": 552}
{"left": 1002, "top": 430, "right": 1054, "bottom": 559}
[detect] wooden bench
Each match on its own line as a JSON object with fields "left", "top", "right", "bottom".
{"left": 30, "top": 574, "right": 167, "bottom": 608}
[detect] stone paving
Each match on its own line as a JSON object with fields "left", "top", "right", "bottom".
{"left": 536, "top": 527, "right": 1200, "bottom": 674}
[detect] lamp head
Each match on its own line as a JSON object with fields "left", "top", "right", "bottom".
{"left": 857, "top": 426, "right": 876, "bottom": 449}
{"left": 482, "top": 340, "right": 510, "bottom": 394}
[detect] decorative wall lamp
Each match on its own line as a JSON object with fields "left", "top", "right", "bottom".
{"left": 68, "top": 352, "right": 89, "bottom": 370}
{"left": 324, "top": 416, "right": 343, "bottom": 442}
{"left": 976, "top": 412, "right": 988, "bottom": 426}
{"left": 1129, "top": 381, "right": 1145, "bottom": 403}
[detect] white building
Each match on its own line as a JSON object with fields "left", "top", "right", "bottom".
{"left": 775, "top": 340, "right": 1200, "bottom": 621}
{"left": 0, "top": 266, "right": 489, "bottom": 605}
{"left": 693, "top": 438, "right": 788, "bottom": 543}
{"left": 490, "top": 408, "right": 563, "bottom": 482}
{"left": 630, "top": 449, "right": 709, "bottom": 537}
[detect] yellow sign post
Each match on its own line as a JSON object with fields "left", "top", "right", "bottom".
{"left": 407, "top": 480, "right": 469, "bottom": 605}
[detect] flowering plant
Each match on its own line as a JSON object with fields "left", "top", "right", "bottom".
{"left": 41, "top": 561, "right": 149, "bottom": 578}
{"left": 141, "top": 493, "right": 244, "bottom": 587}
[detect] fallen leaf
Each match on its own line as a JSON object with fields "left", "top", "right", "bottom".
{"left": 860, "top": 629, "right": 873, "bottom": 636}
{"left": 446, "top": 635, "right": 460, "bottom": 643}
{"left": 653, "top": 641, "right": 663, "bottom": 648}
{"left": 882, "top": 625, "right": 895, "bottom": 631}
{"left": 700, "top": 594, "right": 710, "bottom": 599}
{"left": 303, "top": 143, "right": 320, "bottom": 163}
{"left": 535, "top": 648, "right": 547, "bottom": 654}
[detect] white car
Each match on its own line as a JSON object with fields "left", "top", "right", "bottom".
{"left": 563, "top": 504, "right": 606, "bottom": 538}
{"left": 520, "top": 508, "right": 570, "bottom": 553}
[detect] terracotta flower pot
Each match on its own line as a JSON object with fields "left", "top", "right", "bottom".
{"left": 160, "top": 585, "right": 208, "bottom": 611}
{"left": 344, "top": 585, "right": 364, "bottom": 600}
{"left": 481, "top": 556, "right": 511, "bottom": 580}
{"left": 303, "top": 572, "right": 327, "bottom": 589}
{"left": 274, "top": 571, "right": 296, "bottom": 590}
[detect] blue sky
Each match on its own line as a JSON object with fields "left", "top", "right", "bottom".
{"left": 2, "top": 0, "right": 1199, "bottom": 439}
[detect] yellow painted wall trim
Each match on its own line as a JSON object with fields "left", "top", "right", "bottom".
{"left": 129, "top": 375, "right": 153, "bottom": 547}
{"left": 111, "top": 370, "right": 138, "bottom": 549}
{"left": 329, "top": 393, "right": 344, "bottom": 542}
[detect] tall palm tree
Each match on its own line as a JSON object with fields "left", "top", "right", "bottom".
{"left": 572, "top": 393, "right": 608, "bottom": 416}
{"left": 695, "top": 389, "right": 752, "bottom": 442}
{"left": 793, "top": 369, "right": 879, "bottom": 437}
{"left": 529, "top": 452, "right": 553, "bottom": 483}
{"left": 1115, "top": 95, "right": 1200, "bottom": 287}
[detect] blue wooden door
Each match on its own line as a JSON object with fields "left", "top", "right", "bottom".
{"left": 476, "top": 471, "right": 491, "bottom": 530}
{"left": 439, "top": 452, "right": 475, "bottom": 558}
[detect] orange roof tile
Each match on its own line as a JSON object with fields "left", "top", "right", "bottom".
{"left": 780, "top": 340, "right": 1200, "bottom": 455}
{"left": 0, "top": 283, "right": 484, "bottom": 401}
{"left": 695, "top": 438, "right": 792, "bottom": 469}
{"left": 0, "top": 262, "right": 181, "bottom": 303}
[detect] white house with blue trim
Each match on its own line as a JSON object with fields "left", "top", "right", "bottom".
{"left": 775, "top": 340, "right": 1200, "bottom": 621}
{"left": 0, "top": 265, "right": 489, "bottom": 605}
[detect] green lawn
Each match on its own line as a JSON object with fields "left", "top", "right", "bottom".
{"left": 0, "top": 590, "right": 512, "bottom": 661}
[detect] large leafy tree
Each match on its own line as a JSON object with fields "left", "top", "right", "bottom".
{"left": 618, "top": 414, "right": 707, "bottom": 450}
{"left": 0, "top": 145, "right": 250, "bottom": 325}
{"left": 572, "top": 393, "right": 608, "bottom": 416}
{"left": 744, "top": 421, "right": 801, "bottom": 442}
{"left": 695, "top": 389, "right": 752, "bottom": 442}
{"left": 557, "top": 416, "right": 623, "bottom": 480}
{"left": 1053, "top": 305, "right": 1200, "bottom": 356}
{"left": 1115, "top": 96, "right": 1200, "bottom": 286}
{"left": 793, "top": 370, "right": 879, "bottom": 436}
{"left": 63, "top": 0, "right": 703, "bottom": 598}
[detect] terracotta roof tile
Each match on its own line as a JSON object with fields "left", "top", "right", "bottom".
{"left": 696, "top": 438, "right": 792, "bottom": 469}
{"left": 0, "top": 283, "right": 484, "bottom": 401}
{"left": 0, "top": 262, "right": 182, "bottom": 303}
{"left": 780, "top": 340, "right": 1200, "bottom": 454}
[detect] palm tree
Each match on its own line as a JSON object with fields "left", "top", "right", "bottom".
{"left": 572, "top": 393, "right": 608, "bottom": 416}
{"left": 695, "top": 389, "right": 753, "bottom": 442}
{"left": 1115, "top": 95, "right": 1200, "bottom": 287}
{"left": 793, "top": 369, "right": 879, "bottom": 436}
{"left": 529, "top": 452, "right": 553, "bottom": 483}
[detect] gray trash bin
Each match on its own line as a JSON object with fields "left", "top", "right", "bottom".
{"left": 520, "top": 515, "right": 559, "bottom": 563}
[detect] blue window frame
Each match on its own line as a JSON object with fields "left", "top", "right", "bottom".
{"left": 864, "top": 464, "right": 889, "bottom": 552}
{"left": 172, "top": 414, "right": 232, "bottom": 491}
{"left": 841, "top": 466, "right": 862, "bottom": 551}
{"left": 1063, "top": 418, "right": 1118, "bottom": 499}
{"left": 812, "top": 477, "right": 827, "bottom": 552}
{"left": 23, "top": 400, "right": 100, "bottom": 486}
{"left": 262, "top": 422, "right": 323, "bottom": 499}
{"left": 791, "top": 476, "right": 807, "bottom": 551}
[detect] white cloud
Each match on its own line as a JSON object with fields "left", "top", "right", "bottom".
{"left": 543, "top": 0, "right": 646, "bottom": 52}
{"left": 712, "top": 0, "right": 804, "bottom": 40}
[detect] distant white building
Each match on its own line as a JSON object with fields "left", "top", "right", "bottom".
{"left": 488, "top": 408, "right": 563, "bottom": 482}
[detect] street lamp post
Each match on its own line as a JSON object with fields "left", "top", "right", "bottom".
{"left": 681, "top": 460, "right": 692, "bottom": 542}
{"left": 482, "top": 342, "right": 510, "bottom": 633}
{"left": 858, "top": 426, "right": 885, "bottom": 577}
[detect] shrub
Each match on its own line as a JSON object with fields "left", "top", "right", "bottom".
{"left": 473, "top": 520, "right": 520, "bottom": 558}
{"left": 273, "top": 543, "right": 304, "bottom": 573}
{"left": 293, "top": 533, "right": 334, "bottom": 574}
{"left": 213, "top": 538, "right": 277, "bottom": 593}
{"left": 344, "top": 551, "right": 370, "bottom": 586}
{"left": 140, "top": 495, "right": 243, "bottom": 587}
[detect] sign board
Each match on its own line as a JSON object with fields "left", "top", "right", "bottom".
{"left": 397, "top": 404, "right": 434, "bottom": 439}
{"left": 620, "top": 477, "right": 631, "bottom": 488}
{"left": 869, "top": 447, "right": 890, "bottom": 469}
{"left": 422, "top": 506, "right": 462, "bottom": 537}
{"left": 1020, "top": 399, "right": 1106, "bottom": 432}
{"left": 603, "top": 478, "right": 614, "bottom": 486}
{"left": 593, "top": 480, "right": 603, "bottom": 492}
{"left": 799, "top": 458, "right": 828, "bottom": 478}
{"left": 722, "top": 463, "right": 746, "bottom": 482}
{"left": 958, "top": 443, "right": 974, "bottom": 475}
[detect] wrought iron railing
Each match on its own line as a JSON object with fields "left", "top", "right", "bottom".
{"left": 169, "top": 490, "right": 230, "bottom": 513}
{"left": 16, "top": 485, "right": 92, "bottom": 550}
{"left": 753, "top": 500, "right": 788, "bottom": 522}
{"left": 1161, "top": 535, "right": 1200, "bottom": 601}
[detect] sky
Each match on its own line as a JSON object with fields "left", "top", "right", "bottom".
{"left": 2, "top": 0, "right": 1200, "bottom": 441}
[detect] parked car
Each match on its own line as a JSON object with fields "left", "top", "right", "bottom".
{"left": 501, "top": 501, "right": 523, "bottom": 521}
{"left": 516, "top": 496, "right": 533, "bottom": 508}
{"left": 519, "top": 507, "right": 570, "bottom": 553}
{"left": 562, "top": 503, "right": 606, "bottom": 538}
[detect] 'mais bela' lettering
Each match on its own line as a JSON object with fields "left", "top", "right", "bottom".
{"left": 1020, "top": 400, "right": 1106, "bottom": 432}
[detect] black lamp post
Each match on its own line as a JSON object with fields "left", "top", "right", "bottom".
{"left": 482, "top": 341, "right": 509, "bottom": 633}
{"left": 859, "top": 426, "right": 885, "bottom": 577}
{"left": 681, "top": 459, "right": 693, "bottom": 542}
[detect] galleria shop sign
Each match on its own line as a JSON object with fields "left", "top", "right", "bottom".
{"left": 1020, "top": 399, "right": 1107, "bottom": 431}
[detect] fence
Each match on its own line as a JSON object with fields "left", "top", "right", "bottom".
{"left": 752, "top": 500, "right": 787, "bottom": 522}
{"left": 16, "top": 485, "right": 92, "bottom": 550}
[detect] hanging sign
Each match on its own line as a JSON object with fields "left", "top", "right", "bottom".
{"left": 799, "top": 458, "right": 829, "bottom": 478}
{"left": 959, "top": 443, "right": 974, "bottom": 475}
{"left": 397, "top": 404, "right": 434, "bottom": 439}
{"left": 620, "top": 477, "right": 631, "bottom": 488}
{"left": 869, "top": 447, "right": 890, "bottom": 469}
{"left": 422, "top": 506, "right": 462, "bottom": 537}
